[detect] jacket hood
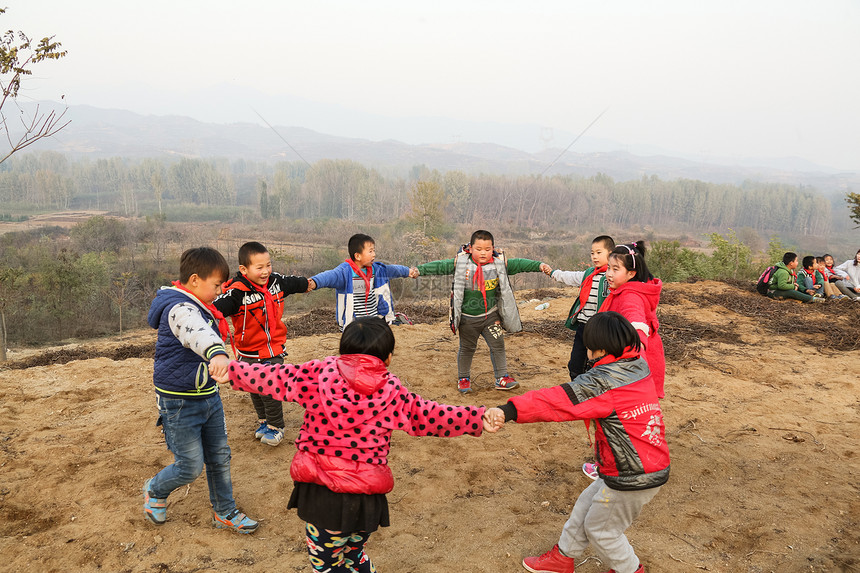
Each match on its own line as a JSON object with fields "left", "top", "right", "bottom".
{"left": 317, "top": 355, "right": 400, "bottom": 431}
{"left": 147, "top": 286, "right": 205, "bottom": 328}
{"left": 613, "top": 278, "right": 662, "bottom": 312}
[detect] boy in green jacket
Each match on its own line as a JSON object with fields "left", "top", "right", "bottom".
{"left": 768, "top": 252, "right": 820, "bottom": 303}
{"left": 415, "top": 230, "right": 550, "bottom": 394}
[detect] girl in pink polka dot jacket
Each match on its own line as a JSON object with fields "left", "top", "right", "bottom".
{"left": 221, "top": 316, "right": 486, "bottom": 572}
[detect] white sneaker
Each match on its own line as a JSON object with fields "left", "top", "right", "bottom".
{"left": 260, "top": 427, "right": 284, "bottom": 446}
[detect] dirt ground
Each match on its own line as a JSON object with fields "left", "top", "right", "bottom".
{"left": 0, "top": 282, "right": 858, "bottom": 573}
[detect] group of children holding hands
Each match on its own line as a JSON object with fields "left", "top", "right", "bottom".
{"left": 143, "top": 230, "right": 669, "bottom": 573}
{"left": 768, "top": 249, "right": 860, "bottom": 303}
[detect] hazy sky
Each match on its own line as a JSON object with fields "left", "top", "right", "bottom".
{"left": 7, "top": 1, "right": 860, "bottom": 170}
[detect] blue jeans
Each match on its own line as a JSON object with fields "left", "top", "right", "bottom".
{"left": 149, "top": 392, "right": 236, "bottom": 515}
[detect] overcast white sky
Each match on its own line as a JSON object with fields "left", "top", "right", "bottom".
{"left": 7, "top": 1, "right": 860, "bottom": 170}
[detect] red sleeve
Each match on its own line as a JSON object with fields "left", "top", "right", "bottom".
{"left": 386, "top": 386, "right": 485, "bottom": 437}
{"left": 611, "top": 292, "right": 650, "bottom": 348}
{"left": 509, "top": 385, "right": 615, "bottom": 423}
{"left": 228, "top": 359, "right": 323, "bottom": 404}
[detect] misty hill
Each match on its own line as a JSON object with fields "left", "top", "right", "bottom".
{"left": 24, "top": 103, "right": 860, "bottom": 192}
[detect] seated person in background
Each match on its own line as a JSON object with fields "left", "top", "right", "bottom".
{"left": 816, "top": 256, "right": 843, "bottom": 299}
{"left": 796, "top": 256, "right": 823, "bottom": 298}
{"left": 768, "top": 252, "right": 820, "bottom": 303}
{"left": 834, "top": 248, "right": 860, "bottom": 301}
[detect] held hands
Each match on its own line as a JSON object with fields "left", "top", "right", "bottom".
{"left": 306, "top": 278, "right": 316, "bottom": 292}
{"left": 539, "top": 263, "right": 553, "bottom": 276}
{"left": 409, "top": 267, "right": 420, "bottom": 278}
{"left": 482, "top": 407, "right": 506, "bottom": 433}
{"left": 209, "top": 355, "right": 231, "bottom": 384}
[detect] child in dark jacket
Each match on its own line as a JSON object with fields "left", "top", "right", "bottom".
{"left": 214, "top": 241, "right": 312, "bottom": 446}
{"left": 215, "top": 317, "right": 485, "bottom": 572}
{"left": 546, "top": 234, "right": 615, "bottom": 380}
{"left": 483, "top": 312, "right": 669, "bottom": 573}
{"left": 143, "top": 247, "right": 258, "bottom": 533}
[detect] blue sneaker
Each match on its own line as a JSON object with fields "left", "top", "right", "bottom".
{"left": 260, "top": 427, "right": 284, "bottom": 446}
{"left": 143, "top": 478, "right": 167, "bottom": 525}
{"left": 212, "top": 509, "right": 259, "bottom": 534}
{"left": 254, "top": 421, "right": 268, "bottom": 440}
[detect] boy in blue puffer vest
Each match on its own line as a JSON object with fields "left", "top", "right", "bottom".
{"left": 143, "top": 247, "right": 258, "bottom": 533}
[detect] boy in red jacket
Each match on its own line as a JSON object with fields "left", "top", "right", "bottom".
{"left": 214, "top": 241, "right": 313, "bottom": 446}
{"left": 484, "top": 311, "right": 669, "bottom": 573}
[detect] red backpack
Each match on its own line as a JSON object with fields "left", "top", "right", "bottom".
{"left": 755, "top": 265, "right": 778, "bottom": 295}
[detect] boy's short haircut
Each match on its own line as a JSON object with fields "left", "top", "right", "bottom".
{"left": 782, "top": 252, "right": 798, "bottom": 265}
{"left": 609, "top": 241, "right": 653, "bottom": 282}
{"left": 801, "top": 255, "right": 815, "bottom": 269}
{"left": 348, "top": 233, "right": 375, "bottom": 261}
{"left": 470, "top": 230, "right": 494, "bottom": 245}
{"left": 582, "top": 311, "right": 641, "bottom": 357}
{"left": 815, "top": 256, "right": 825, "bottom": 264}
{"left": 238, "top": 241, "right": 269, "bottom": 267}
{"left": 179, "top": 247, "right": 230, "bottom": 283}
{"left": 339, "top": 317, "right": 395, "bottom": 362}
{"left": 592, "top": 235, "right": 615, "bottom": 251}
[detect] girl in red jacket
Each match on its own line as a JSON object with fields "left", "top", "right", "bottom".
{"left": 484, "top": 312, "right": 669, "bottom": 573}
{"left": 600, "top": 241, "right": 665, "bottom": 399}
{"left": 219, "top": 317, "right": 485, "bottom": 572}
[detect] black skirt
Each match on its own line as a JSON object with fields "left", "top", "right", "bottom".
{"left": 288, "top": 481, "right": 390, "bottom": 533}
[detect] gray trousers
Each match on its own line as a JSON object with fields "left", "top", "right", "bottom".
{"left": 457, "top": 309, "right": 507, "bottom": 379}
{"left": 558, "top": 478, "right": 661, "bottom": 573}
{"left": 835, "top": 280, "right": 860, "bottom": 299}
{"left": 238, "top": 355, "right": 285, "bottom": 429}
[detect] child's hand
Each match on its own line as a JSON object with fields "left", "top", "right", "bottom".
{"left": 306, "top": 278, "right": 316, "bottom": 292}
{"left": 409, "top": 267, "right": 420, "bottom": 278}
{"left": 482, "top": 407, "right": 506, "bottom": 433}
{"left": 209, "top": 355, "right": 231, "bottom": 383}
{"left": 539, "top": 263, "right": 553, "bottom": 276}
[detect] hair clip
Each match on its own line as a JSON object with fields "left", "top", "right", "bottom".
{"left": 624, "top": 245, "right": 636, "bottom": 269}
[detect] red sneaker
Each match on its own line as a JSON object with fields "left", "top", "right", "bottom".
{"left": 457, "top": 377, "right": 473, "bottom": 394}
{"left": 495, "top": 375, "right": 519, "bottom": 390}
{"left": 603, "top": 566, "right": 644, "bottom": 573}
{"left": 522, "top": 544, "right": 575, "bottom": 573}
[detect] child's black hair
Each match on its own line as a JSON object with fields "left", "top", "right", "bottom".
{"left": 582, "top": 311, "right": 641, "bottom": 358}
{"left": 470, "top": 230, "right": 494, "bottom": 245}
{"left": 348, "top": 234, "right": 375, "bottom": 261}
{"left": 179, "top": 247, "right": 230, "bottom": 283}
{"left": 238, "top": 241, "right": 268, "bottom": 267}
{"left": 339, "top": 316, "right": 396, "bottom": 362}
{"left": 592, "top": 235, "right": 615, "bottom": 251}
{"left": 814, "top": 256, "right": 825, "bottom": 264}
{"left": 608, "top": 241, "right": 653, "bottom": 282}
{"left": 782, "top": 252, "right": 798, "bottom": 265}
{"left": 801, "top": 255, "right": 815, "bottom": 270}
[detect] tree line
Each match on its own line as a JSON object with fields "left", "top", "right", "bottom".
{"left": 0, "top": 152, "right": 843, "bottom": 236}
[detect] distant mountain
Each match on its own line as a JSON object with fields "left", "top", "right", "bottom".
{"left": 19, "top": 103, "right": 860, "bottom": 193}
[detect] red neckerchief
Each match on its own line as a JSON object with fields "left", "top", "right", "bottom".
{"left": 247, "top": 277, "right": 280, "bottom": 336}
{"left": 469, "top": 251, "right": 489, "bottom": 312}
{"left": 171, "top": 280, "right": 230, "bottom": 340}
{"left": 346, "top": 259, "right": 374, "bottom": 303}
{"left": 578, "top": 264, "right": 607, "bottom": 313}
